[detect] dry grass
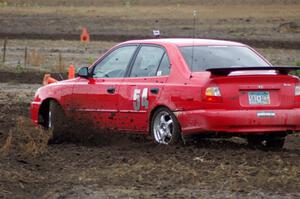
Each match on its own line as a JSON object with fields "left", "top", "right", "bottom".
{"left": 2, "top": 39, "right": 299, "bottom": 72}
{"left": 0, "top": 131, "right": 12, "bottom": 156}
{"left": 0, "top": 117, "right": 50, "bottom": 158}
{"left": 52, "top": 52, "right": 66, "bottom": 73}
{"left": 28, "top": 49, "right": 66, "bottom": 72}
{"left": 0, "top": 39, "right": 114, "bottom": 72}
{"left": 28, "top": 49, "right": 45, "bottom": 68}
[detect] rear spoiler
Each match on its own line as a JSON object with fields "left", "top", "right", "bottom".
{"left": 206, "top": 66, "right": 300, "bottom": 76}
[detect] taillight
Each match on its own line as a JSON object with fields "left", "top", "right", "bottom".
{"left": 295, "top": 84, "right": 300, "bottom": 102}
{"left": 295, "top": 85, "right": 300, "bottom": 96}
{"left": 204, "top": 86, "right": 222, "bottom": 102}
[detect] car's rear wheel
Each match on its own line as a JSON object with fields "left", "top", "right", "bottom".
{"left": 247, "top": 135, "right": 285, "bottom": 150}
{"left": 46, "top": 101, "right": 66, "bottom": 143}
{"left": 151, "top": 107, "right": 181, "bottom": 145}
{"left": 264, "top": 136, "right": 285, "bottom": 149}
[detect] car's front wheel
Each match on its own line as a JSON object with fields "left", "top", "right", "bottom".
{"left": 151, "top": 107, "right": 181, "bottom": 145}
{"left": 46, "top": 101, "right": 66, "bottom": 143}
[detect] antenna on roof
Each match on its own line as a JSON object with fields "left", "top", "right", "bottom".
{"left": 193, "top": 10, "right": 197, "bottom": 39}
{"left": 190, "top": 10, "right": 197, "bottom": 78}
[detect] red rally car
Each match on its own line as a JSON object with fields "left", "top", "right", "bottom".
{"left": 31, "top": 38, "right": 300, "bottom": 149}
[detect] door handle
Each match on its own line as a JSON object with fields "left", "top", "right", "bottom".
{"left": 107, "top": 87, "right": 116, "bottom": 94}
{"left": 150, "top": 88, "right": 159, "bottom": 94}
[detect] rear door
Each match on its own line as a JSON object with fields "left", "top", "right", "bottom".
{"left": 118, "top": 44, "right": 171, "bottom": 132}
{"left": 71, "top": 45, "right": 138, "bottom": 130}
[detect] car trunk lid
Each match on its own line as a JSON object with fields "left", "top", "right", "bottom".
{"left": 205, "top": 66, "right": 300, "bottom": 109}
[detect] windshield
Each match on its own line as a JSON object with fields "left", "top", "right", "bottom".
{"left": 179, "top": 46, "right": 270, "bottom": 72}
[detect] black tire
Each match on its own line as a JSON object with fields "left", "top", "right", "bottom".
{"left": 247, "top": 135, "right": 285, "bottom": 150}
{"left": 264, "top": 136, "right": 285, "bottom": 150}
{"left": 150, "top": 107, "right": 181, "bottom": 145}
{"left": 247, "top": 135, "right": 264, "bottom": 148}
{"left": 47, "top": 101, "right": 66, "bottom": 143}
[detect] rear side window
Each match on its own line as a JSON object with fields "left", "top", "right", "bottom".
{"left": 93, "top": 45, "right": 137, "bottom": 78}
{"left": 130, "top": 46, "right": 166, "bottom": 77}
{"left": 156, "top": 53, "right": 170, "bottom": 76}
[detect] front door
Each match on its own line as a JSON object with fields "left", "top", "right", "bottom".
{"left": 71, "top": 45, "right": 138, "bottom": 130}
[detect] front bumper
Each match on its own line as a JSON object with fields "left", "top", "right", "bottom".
{"left": 175, "top": 109, "right": 300, "bottom": 135}
{"left": 30, "top": 101, "right": 41, "bottom": 125}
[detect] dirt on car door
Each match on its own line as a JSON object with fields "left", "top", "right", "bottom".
{"left": 70, "top": 77, "right": 122, "bottom": 130}
{"left": 117, "top": 76, "right": 168, "bottom": 133}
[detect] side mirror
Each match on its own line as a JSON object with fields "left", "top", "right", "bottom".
{"left": 77, "top": 67, "right": 89, "bottom": 78}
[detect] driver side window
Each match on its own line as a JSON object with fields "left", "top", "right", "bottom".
{"left": 93, "top": 45, "right": 137, "bottom": 78}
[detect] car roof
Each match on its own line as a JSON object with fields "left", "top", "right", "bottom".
{"left": 122, "top": 38, "right": 246, "bottom": 47}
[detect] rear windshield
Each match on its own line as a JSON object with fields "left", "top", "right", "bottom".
{"left": 179, "top": 46, "right": 269, "bottom": 72}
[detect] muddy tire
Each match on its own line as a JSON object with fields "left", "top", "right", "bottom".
{"left": 247, "top": 136, "right": 263, "bottom": 148}
{"left": 247, "top": 135, "right": 285, "bottom": 150}
{"left": 264, "top": 136, "right": 285, "bottom": 150}
{"left": 151, "top": 107, "right": 181, "bottom": 145}
{"left": 47, "top": 101, "right": 66, "bottom": 144}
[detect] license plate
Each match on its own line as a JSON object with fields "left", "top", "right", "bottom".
{"left": 248, "top": 91, "right": 270, "bottom": 105}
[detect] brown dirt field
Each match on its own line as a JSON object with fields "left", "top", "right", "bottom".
{"left": 0, "top": 74, "right": 300, "bottom": 198}
{"left": 0, "top": 2, "right": 300, "bottom": 48}
{"left": 2, "top": 0, "right": 299, "bottom": 6}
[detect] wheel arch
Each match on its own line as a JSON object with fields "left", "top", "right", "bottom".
{"left": 38, "top": 98, "right": 62, "bottom": 127}
{"left": 148, "top": 105, "right": 182, "bottom": 134}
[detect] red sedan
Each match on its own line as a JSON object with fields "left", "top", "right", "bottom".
{"left": 31, "top": 38, "right": 300, "bottom": 149}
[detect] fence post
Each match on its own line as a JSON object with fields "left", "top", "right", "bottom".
{"left": 2, "top": 38, "right": 7, "bottom": 63}
{"left": 24, "top": 47, "right": 28, "bottom": 68}
{"left": 59, "top": 51, "right": 62, "bottom": 68}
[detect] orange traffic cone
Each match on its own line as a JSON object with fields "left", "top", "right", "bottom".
{"left": 68, "top": 64, "right": 75, "bottom": 79}
{"left": 43, "top": 74, "right": 58, "bottom": 85}
{"left": 80, "top": 27, "right": 90, "bottom": 42}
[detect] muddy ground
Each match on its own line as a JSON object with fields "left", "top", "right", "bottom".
{"left": 1, "top": 81, "right": 300, "bottom": 198}
{"left": 0, "top": 41, "right": 300, "bottom": 198}
{"left": 1, "top": 1, "right": 300, "bottom": 198}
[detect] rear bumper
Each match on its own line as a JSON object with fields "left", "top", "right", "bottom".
{"left": 175, "top": 109, "right": 300, "bottom": 135}
{"left": 30, "top": 101, "right": 41, "bottom": 125}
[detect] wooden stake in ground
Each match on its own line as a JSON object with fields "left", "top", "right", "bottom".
{"left": 57, "top": 51, "right": 65, "bottom": 73}
{"left": 24, "top": 47, "right": 28, "bottom": 68}
{"left": 59, "top": 51, "right": 62, "bottom": 68}
{"left": 2, "top": 39, "right": 7, "bottom": 63}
